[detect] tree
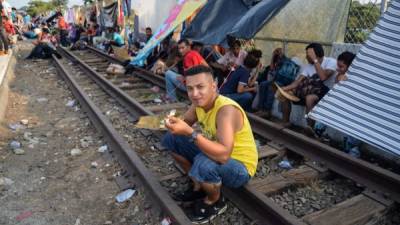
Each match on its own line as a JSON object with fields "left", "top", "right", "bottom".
{"left": 26, "top": 0, "right": 69, "bottom": 17}
{"left": 51, "top": 0, "right": 69, "bottom": 8}
{"left": 345, "top": 1, "right": 381, "bottom": 43}
{"left": 26, "top": 0, "right": 53, "bottom": 16}
{"left": 84, "top": 0, "right": 95, "bottom": 5}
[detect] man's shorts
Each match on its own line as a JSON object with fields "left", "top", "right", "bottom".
{"left": 162, "top": 132, "right": 250, "bottom": 188}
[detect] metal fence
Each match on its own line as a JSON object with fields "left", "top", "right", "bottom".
{"left": 344, "top": 0, "right": 389, "bottom": 43}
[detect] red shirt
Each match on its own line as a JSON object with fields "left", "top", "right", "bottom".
{"left": 183, "top": 50, "right": 205, "bottom": 71}
{"left": 3, "top": 20, "right": 15, "bottom": 35}
{"left": 58, "top": 17, "right": 67, "bottom": 30}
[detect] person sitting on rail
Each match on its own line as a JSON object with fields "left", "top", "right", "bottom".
{"left": 103, "top": 27, "right": 124, "bottom": 54}
{"left": 191, "top": 41, "right": 220, "bottom": 65}
{"left": 26, "top": 27, "right": 61, "bottom": 59}
{"left": 219, "top": 54, "right": 259, "bottom": 111}
{"left": 250, "top": 48, "right": 300, "bottom": 118}
{"left": 209, "top": 39, "right": 247, "bottom": 87}
{"left": 150, "top": 51, "right": 168, "bottom": 75}
{"left": 162, "top": 65, "right": 258, "bottom": 224}
{"left": 313, "top": 51, "right": 361, "bottom": 157}
{"left": 277, "top": 43, "right": 336, "bottom": 135}
{"left": 164, "top": 38, "right": 208, "bottom": 102}
{"left": 68, "top": 23, "right": 85, "bottom": 46}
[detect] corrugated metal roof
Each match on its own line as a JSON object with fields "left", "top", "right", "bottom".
{"left": 308, "top": 0, "right": 400, "bottom": 155}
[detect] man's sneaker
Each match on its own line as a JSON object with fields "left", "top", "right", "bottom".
{"left": 190, "top": 197, "right": 227, "bottom": 224}
{"left": 173, "top": 188, "right": 206, "bottom": 202}
{"left": 214, "top": 196, "right": 227, "bottom": 215}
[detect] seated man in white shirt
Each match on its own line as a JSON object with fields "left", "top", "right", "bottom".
{"left": 278, "top": 43, "right": 336, "bottom": 135}
{"left": 210, "top": 39, "right": 247, "bottom": 86}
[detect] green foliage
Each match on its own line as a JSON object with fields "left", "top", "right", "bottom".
{"left": 84, "top": 0, "right": 95, "bottom": 4}
{"left": 345, "top": 0, "right": 381, "bottom": 43}
{"left": 26, "top": 0, "right": 69, "bottom": 17}
{"left": 51, "top": 0, "right": 69, "bottom": 8}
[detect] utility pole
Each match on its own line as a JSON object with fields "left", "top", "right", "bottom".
{"left": 380, "top": 0, "right": 388, "bottom": 15}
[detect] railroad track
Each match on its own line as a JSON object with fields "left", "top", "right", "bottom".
{"left": 51, "top": 46, "right": 400, "bottom": 225}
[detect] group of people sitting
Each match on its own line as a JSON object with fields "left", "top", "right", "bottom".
{"left": 143, "top": 36, "right": 356, "bottom": 141}
{"left": 151, "top": 43, "right": 358, "bottom": 223}
{"left": 140, "top": 38, "right": 360, "bottom": 223}
{"left": 23, "top": 11, "right": 127, "bottom": 59}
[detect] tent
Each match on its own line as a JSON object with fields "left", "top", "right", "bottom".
{"left": 308, "top": 0, "right": 400, "bottom": 155}
{"left": 130, "top": 0, "right": 207, "bottom": 66}
{"left": 182, "top": 0, "right": 289, "bottom": 46}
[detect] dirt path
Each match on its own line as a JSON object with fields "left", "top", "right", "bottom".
{"left": 0, "top": 43, "right": 160, "bottom": 225}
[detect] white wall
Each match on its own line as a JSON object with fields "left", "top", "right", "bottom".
{"left": 131, "top": 0, "right": 177, "bottom": 33}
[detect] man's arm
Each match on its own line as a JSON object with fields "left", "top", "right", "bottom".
{"left": 248, "top": 65, "right": 261, "bottom": 87}
{"left": 237, "top": 70, "right": 256, "bottom": 93}
{"left": 282, "top": 75, "right": 305, "bottom": 91}
{"left": 165, "top": 105, "right": 242, "bottom": 164}
{"left": 315, "top": 63, "right": 335, "bottom": 81}
{"left": 194, "top": 105, "right": 242, "bottom": 163}
{"left": 307, "top": 48, "right": 335, "bottom": 81}
{"left": 210, "top": 61, "right": 227, "bottom": 71}
{"left": 200, "top": 59, "right": 209, "bottom": 67}
{"left": 183, "top": 104, "right": 198, "bottom": 126}
{"left": 210, "top": 54, "right": 228, "bottom": 70}
{"left": 237, "top": 83, "right": 256, "bottom": 93}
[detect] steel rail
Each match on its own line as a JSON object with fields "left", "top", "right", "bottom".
{"left": 85, "top": 46, "right": 400, "bottom": 203}
{"left": 63, "top": 47, "right": 303, "bottom": 225}
{"left": 52, "top": 54, "right": 193, "bottom": 224}
{"left": 57, "top": 47, "right": 153, "bottom": 119}
{"left": 248, "top": 102, "right": 400, "bottom": 203}
{"left": 86, "top": 46, "right": 185, "bottom": 97}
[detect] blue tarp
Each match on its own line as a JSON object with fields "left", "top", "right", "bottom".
{"left": 182, "top": 0, "right": 289, "bottom": 45}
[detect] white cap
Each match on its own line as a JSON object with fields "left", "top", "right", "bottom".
{"left": 34, "top": 28, "right": 42, "bottom": 35}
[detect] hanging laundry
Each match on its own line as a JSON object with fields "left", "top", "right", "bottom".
{"left": 118, "top": 0, "right": 124, "bottom": 26}
{"left": 66, "top": 8, "right": 75, "bottom": 24}
{"left": 122, "top": 0, "right": 132, "bottom": 17}
{"left": 100, "top": 2, "right": 118, "bottom": 28}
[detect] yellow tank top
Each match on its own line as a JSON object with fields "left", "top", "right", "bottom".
{"left": 195, "top": 95, "right": 258, "bottom": 176}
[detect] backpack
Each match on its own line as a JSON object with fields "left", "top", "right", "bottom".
{"left": 275, "top": 57, "right": 300, "bottom": 86}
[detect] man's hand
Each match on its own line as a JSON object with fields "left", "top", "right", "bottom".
{"left": 227, "top": 62, "right": 238, "bottom": 70}
{"left": 306, "top": 48, "right": 317, "bottom": 62}
{"left": 282, "top": 85, "right": 291, "bottom": 91}
{"left": 165, "top": 116, "right": 194, "bottom": 136}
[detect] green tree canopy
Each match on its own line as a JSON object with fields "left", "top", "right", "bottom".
{"left": 84, "top": 0, "right": 94, "bottom": 4}
{"left": 345, "top": 0, "right": 381, "bottom": 43}
{"left": 26, "top": 0, "right": 69, "bottom": 17}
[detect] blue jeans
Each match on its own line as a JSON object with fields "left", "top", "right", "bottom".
{"left": 162, "top": 132, "right": 250, "bottom": 188}
{"left": 257, "top": 81, "right": 275, "bottom": 110}
{"left": 165, "top": 70, "right": 187, "bottom": 101}
{"left": 224, "top": 92, "right": 253, "bottom": 111}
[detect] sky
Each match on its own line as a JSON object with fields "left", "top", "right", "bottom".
{"left": 12, "top": 0, "right": 83, "bottom": 9}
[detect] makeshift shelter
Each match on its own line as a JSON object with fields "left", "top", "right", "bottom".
{"left": 99, "top": 2, "right": 118, "bottom": 27}
{"left": 308, "top": 0, "right": 400, "bottom": 155}
{"left": 130, "top": 0, "right": 207, "bottom": 66}
{"left": 182, "top": 0, "right": 289, "bottom": 46}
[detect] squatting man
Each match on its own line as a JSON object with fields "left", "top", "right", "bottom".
{"left": 162, "top": 65, "right": 258, "bottom": 224}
